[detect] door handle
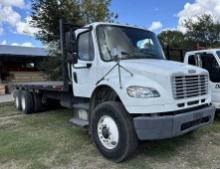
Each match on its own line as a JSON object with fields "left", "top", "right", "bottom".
{"left": 86, "top": 63, "right": 92, "bottom": 68}
{"left": 74, "top": 63, "right": 92, "bottom": 69}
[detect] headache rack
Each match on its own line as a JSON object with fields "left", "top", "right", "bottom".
{"left": 172, "top": 74, "right": 209, "bottom": 100}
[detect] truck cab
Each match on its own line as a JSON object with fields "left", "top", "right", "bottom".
{"left": 68, "top": 23, "right": 215, "bottom": 161}
{"left": 184, "top": 49, "right": 220, "bottom": 109}
{"left": 13, "top": 22, "right": 216, "bottom": 162}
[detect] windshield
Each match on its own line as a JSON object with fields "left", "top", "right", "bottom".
{"left": 217, "top": 51, "right": 220, "bottom": 58}
{"left": 97, "top": 25, "right": 165, "bottom": 61}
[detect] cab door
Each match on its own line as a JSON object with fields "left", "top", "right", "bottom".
{"left": 72, "top": 31, "right": 97, "bottom": 97}
{"left": 189, "top": 53, "right": 220, "bottom": 106}
{"left": 204, "top": 53, "right": 220, "bottom": 106}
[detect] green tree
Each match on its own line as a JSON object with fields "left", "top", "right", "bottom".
{"left": 39, "top": 42, "right": 62, "bottom": 80}
{"left": 183, "top": 14, "right": 220, "bottom": 48}
{"left": 158, "top": 30, "right": 196, "bottom": 49}
{"left": 31, "top": 0, "right": 83, "bottom": 43}
{"left": 158, "top": 30, "right": 185, "bottom": 48}
{"left": 31, "top": 0, "right": 116, "bottom": 80}
{"left": 158, "top": 30, "right": 196, "bottom": 61}
{"left": 82, "top": 0, "right": 117, "bottom": 23}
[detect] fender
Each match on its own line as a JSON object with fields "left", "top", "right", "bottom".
{"left": 91, "top": 74, "right": 172, "bottom": 114}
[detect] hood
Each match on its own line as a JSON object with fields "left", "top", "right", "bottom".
{"left": 120, "top": 59, "right": 207, "bottom": 76}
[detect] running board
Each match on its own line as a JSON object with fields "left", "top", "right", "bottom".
{"left": 71, "top": 103, "right": 89, "bottom": 128}
{"left": 69, "top": 118, "right": 89, "bottom": 128}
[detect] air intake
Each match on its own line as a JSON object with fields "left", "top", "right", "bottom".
{"left": 172, "top": 74, "right": 208, "bottom": 100}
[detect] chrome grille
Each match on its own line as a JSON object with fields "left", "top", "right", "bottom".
{"left": 172, "top": 74, "right": 208, "bottom": 100}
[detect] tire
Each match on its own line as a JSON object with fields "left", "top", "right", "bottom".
{"left": 33, "top": 93, "right": 42, "bottom": 113}
{"left": 91, "top": 101, "right": 138, "bottom": 162}
{"left": 21, "top": 91, "right": 34, "bottom": 114}
{"left": 14, "top": 90, "right": 22, "bottom": 111}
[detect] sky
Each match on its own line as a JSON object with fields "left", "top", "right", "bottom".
{"left": 0, "top": 0, "right": 220, "bottom": 48}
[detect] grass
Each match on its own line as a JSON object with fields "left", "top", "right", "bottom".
{"left": 1, "top": 104, "right": 220, "bottom": 169}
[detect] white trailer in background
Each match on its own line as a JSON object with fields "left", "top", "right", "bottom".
{"left": 184, "top": 49, "right": 220, "bottom": 109}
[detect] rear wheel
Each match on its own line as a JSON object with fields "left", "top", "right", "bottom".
{"left": 33, "top": 93, "right": 42, "bottom": 113}
{"left": 21, "top": 91, "right": 34, "bottom": 114}
{"left": 14, "top": 90, "right": 21, "bottom": 111}
{"left": 91, "top": 101, "right": 138, "bottom": 162}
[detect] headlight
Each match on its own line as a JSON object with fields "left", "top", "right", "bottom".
{"left": 127, "top": 86, "right": 160, "bottom": 98}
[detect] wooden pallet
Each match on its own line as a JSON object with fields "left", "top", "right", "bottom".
{"left": 0, "top": 84, "right": 5, "bottom": 95}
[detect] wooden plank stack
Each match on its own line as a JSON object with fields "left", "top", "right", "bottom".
{"left": 0, "top": 84, "right": 5, "bottom": 95}
{"left": 8, "top": 71, "right": 48, "bottom": 83}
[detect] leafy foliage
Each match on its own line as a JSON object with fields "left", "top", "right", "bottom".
{"left": 158, "top": 30, "right": 185, "bottom": 48}
{"left": 39, "top": 42, "right": 62, "bottom": 80}
{"left": 31, "top": 0, "right": 83, "bottom": 43}
{"left": 159, "top": 14, "right": 220, "bottom": 58}
{"left": 81, "top": 0, "right": 118, "bottom": 23}
{"left": 158, "top": 30, "right": 196, "bottom": 51}
{"left": 183, "top": 14, "right": 220, "bottom": 48}
{"left": 158, "top": 14, "right": 220, "bottom": 61}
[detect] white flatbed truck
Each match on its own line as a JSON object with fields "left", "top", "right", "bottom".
{"left": 13, "top": 20, "right": 215, "bottom": 162}
{"left": 184, "top": 49, "right": 220, "bottom": 110}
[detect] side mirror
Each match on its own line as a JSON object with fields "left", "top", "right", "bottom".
{"left": 110, "top": 48, "right": 122, "bottom": 61}
{"left": 65, "top": 30, "right": 78, "bottom": 64}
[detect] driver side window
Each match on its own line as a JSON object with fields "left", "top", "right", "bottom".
{"left": 78, "top": 32, "right": 94, "bottom": 61}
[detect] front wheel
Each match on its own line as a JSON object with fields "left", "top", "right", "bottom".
{"left": 91, "top": 101, "right": 138, "bottom": 162}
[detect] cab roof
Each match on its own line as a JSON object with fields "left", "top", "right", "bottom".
{"left": 186, "top": 48, "right": 220, "bottom": 55}
{"left": 75, "top": 22, "right": 151, "bottom": 34}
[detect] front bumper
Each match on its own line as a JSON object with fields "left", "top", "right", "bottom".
{"left": 133, "top": 105, "right": 216, "bottom": 140}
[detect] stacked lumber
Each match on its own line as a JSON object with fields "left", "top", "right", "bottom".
{"left": 8, "top": 71, "right": 48, "bottom": 83}
{"left": 0, "top": 84, "right": 5, "bottom": 95}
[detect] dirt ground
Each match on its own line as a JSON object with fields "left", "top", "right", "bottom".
{"left": 0, "top": 103, "right": 220, "bottom": 169}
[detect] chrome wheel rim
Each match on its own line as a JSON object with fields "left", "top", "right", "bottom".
{"left": 15, "top": 96, "right": 19, "bottom": 108}
{"left": 97, "top": 115, "right": 119, "bottom": 150}
{"left": 21, "top": 96, "right": 26, "bottom": 111}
